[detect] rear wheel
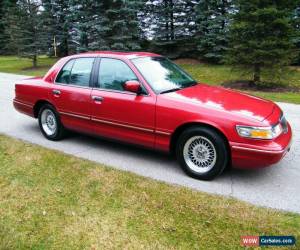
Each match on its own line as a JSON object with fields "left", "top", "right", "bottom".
{"left": 176, "top": 126, "right": 228, "bottom": 180}
{"left": 38, "top": 104, "right": 65, "bottom": 141}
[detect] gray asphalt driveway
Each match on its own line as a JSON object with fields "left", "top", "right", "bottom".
{"left": 1, "top": 72, "right": 299, "bottom": 213}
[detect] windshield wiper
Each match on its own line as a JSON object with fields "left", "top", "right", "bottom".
{"left": 188, "top": 81, "right": 197, "bottom": 86}
{"left": 160, "top": 87, "right": 182, "bottom": 94}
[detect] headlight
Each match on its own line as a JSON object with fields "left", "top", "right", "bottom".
{"left": 236, "top": 124, "right": 282, "bottom": 139}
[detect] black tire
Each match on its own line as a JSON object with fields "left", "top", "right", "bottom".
{"left": 176, "top": 126, "right": 228, "bottom": 180}
{"left": 38, "top": 104, "right": 65, "bottom": 141}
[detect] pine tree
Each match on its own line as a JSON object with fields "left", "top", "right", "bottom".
{"left": 104, "top": 0, "right": 142, "bottom": 50}
{"left": 0, "top": 1, "right": 8, "bottom": 53}
{"left": 41, "top": 0, "right": 72, "bottom": 56}
{"left": 226, "top": 0, "right": 296, "bottom": 85}
{"left": 0, "top": 0, "right": 17, "bottom": 54}
{"left": 138, "top": 0, "right": 154, "bottom": 40}
{"left": 146, "top": 0, "right": 198, "bottom": 42}
{"left": 7, "top": 0, "right": 46, "bottom": 67}
{"left": 292, "top": 4, "right": 300, "bottom": 64}
{"left": 68, "top": 0, "right": 95, "bottom": 52}
{"left": 179, "top": 0, "right": 199, "bottom": 38}
{"left": 68, "top": 0, "right": 110, "bottom": 52}
{"left": 196, "top": 0, "right": 233, "bottom": 63}
{"left": 67, "top": 0, "right": 142, "bottom": 51}
{"left": 86, "top": 1, "right": 110, "bottom": 50}
{"left": 141, "top": 0, "right": 199, "bottom": 57}
{"left": 40, "top": 0, "right": 57, "bottom": 56}
{"left": 20, "top": 0, "right": 46, "bottom": 67}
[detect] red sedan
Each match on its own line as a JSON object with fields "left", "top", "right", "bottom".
{"left": 13, "top": 51, "right": 292, "bottom": 180}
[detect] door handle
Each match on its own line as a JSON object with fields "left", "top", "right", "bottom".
{"left": 52, "top": 89, "right": 61, "bottom": 95}
{"left": 92, "top": 96, "right": 104, "bottom": 102}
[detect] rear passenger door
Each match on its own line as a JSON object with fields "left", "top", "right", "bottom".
{"left": 51, "top": 57, "right": 95, "bottom": 132}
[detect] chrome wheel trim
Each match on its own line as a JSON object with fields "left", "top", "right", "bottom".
{"left": 183, "top": 136, "right": 217, "bottom": 173}
{"left": 41, "top": 109, "right": 57, "bottom": 136}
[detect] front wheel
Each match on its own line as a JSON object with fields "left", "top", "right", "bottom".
{"left": 176, "top": 127, "right": 229, "bottom": 180}
{"left": 38, "top": 104, "right": 65, "bottom": 141}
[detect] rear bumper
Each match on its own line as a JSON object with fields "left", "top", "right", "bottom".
{"left": 230, "top": 123, "right": 292, "bottom": 169}
{"left": 13, "top": 99, "right": 34, "bottom": 117}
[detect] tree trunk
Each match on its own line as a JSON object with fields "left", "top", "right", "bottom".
{"left": 221, "top": 0, "right": 226, "bottom": 30}
{"left": 170, "top": 0, "right": 174, "bottom": 40}
{"left": 164, "top": 0, "right": 169, "bottom": 40}
{"left": 64, "top": 36, "right": 69, "bottom": 56}
{"left": 253, "top": 64, "right": 261, "bottom": 84}
{"left": 33, "top": 55, "right": 37, "bottom": 68}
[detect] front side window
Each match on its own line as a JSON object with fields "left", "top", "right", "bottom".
{"left": 97, "top": 58, "right": 138, "bottom": 91}
{"left": 131, "top": 57, "right": 196, "bottom": 94}
{"left": 56, "top": 57, "right": 95, "bottom": 87}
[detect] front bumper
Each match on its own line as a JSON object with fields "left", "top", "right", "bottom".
{"left": 230, "top": 123, "right": 292, "bottom": 169}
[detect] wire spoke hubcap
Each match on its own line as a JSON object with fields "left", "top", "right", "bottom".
{"left": 183, "top": 136, "right": 217, "bottom": 173}
{"left": 41, "top": 109, "right": 57, "bottom": 136}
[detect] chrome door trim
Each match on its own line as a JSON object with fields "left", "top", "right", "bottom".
{"left": 155, "top": 130, "right": 171, "bottom": 136}
{"left": 59, "top": 111, "right": 172, "bottom": 136}
{"left": 59, "top": 111, "right": 90, "bottom": 120}
{"left": 91, "top": 117, "right": 154, "bottom": 133}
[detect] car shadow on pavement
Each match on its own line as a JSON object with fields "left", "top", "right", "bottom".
{"left": 21, "top": 122, "right": 276, "bottom": 182}
{"left": 67, "top": 131, "right": 278, "bottom": 181}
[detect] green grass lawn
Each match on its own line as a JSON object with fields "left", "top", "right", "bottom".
{"left": 0, "top": 135, "right": 299, "bottom": 249}
{"left": 179, "top": 63, "right": 300, "bottom": 87}
{"left": 0, "top": 55, "right": 299, "bottom": 104}
{"left": 179, "top": 63, "right": 300, "bottom": 104}
{"left": 0, "top": 56, "right": 57, "bottom": 76}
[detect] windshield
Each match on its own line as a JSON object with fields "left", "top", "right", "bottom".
{"left": 131, "top": 57, "right": 197, "bottom": 94}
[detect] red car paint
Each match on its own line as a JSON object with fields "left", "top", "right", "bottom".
{"left": 13, "top": 51, "right": 292, "bottom": 169}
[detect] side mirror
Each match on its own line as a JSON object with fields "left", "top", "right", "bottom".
{"left": 124, "top": 80, "right": 142, "bottom": 94}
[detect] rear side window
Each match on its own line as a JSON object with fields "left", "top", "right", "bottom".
{"left": 56, "top": 58, "right": 95, "bottom": 87}
{"left": 97, "top": 58, "right": 138, "bottom": 91}
{"left": 70, "top": 58, "right": 95, "bottom": 87}
{"left": 56, "top": 60, "right": 74, "bottom": 84}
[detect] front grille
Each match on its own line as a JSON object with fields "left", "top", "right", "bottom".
{"left": 280, "top": 114, "right": 288, "bottom": 134}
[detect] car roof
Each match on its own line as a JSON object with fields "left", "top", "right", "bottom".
{"left": 70, "top": 51, "right": 161, "bottom": 60}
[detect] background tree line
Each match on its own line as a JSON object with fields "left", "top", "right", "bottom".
{"left": 0, "top": 0, "right": 299, "bottom": 84}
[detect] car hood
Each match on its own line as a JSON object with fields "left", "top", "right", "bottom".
{"left": 167, "top": 84, "right": 275, "bottom": 122}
